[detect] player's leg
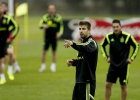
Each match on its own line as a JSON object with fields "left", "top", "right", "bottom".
{"left": 7, "top": 47, "right": 14, "bottom": 80}
{"left": 50, "top": 50, "right": 56, "bottom": 72}
{"left": 105, "top": 82, "right": 113, "bottom": 100}
{"left": 1, "top": 56, "right": 7, "bottom": 69}
{"left": 105, "top": 65, "right": 118, "bottom": 100}
{"left": 50, "top": 39, "right": 57, "bottom": 72}
{"left": 2, "top": 46, "right": 9, "bottom": 69}
{"left": 39, "top": 50, "right": 47, "bottom": 72}
{"left": 0, "top": 45, "right": 6, "bottom": 84}
{"left": 72, "top": 83, "right": 78, "bottom": 100}
{"left": 119, "top": 65, "right": 129, "bottom": 100}
{"left": 0, "top": 58, "right": 6, "bottom": 84}
{"left": 120, "top": 84, "right": 127, "bottom": 100}
{"left": 90, "top": 82, "right": 96, "bottom": 100}
{"left": 72, "top": 83, "right": 86, "bottom": 100}
{"left": 39, "top": 41, "right": 50, "bottom": 72}
{"left": 13, "top": 55, "right": 21, "bottom": 73}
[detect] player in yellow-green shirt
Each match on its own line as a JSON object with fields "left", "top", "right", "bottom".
{"left": 0, "top": 3, "right": 19, "bottom": 84}
{"left": 1, "top": 1, "right": 21, "bottom": 74}
{"left": 38, "top": 4, "right": 63, "bottom": 72}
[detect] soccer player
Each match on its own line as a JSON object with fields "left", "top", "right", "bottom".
{"left": 64, "top": 21, "right": 98, "bottom": 100}
{"left": 100, "top": 19, "right": 139, "bottom": 100}
{"left": 38, "top": 4, "right": 63, "bottom": 72}
{"left": 0, "top": 4, "right": 19, "bottom": 84}
{"left": 1, "top": 1, "right": 21, "bottom": 73}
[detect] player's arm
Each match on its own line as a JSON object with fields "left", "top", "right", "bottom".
{"left": 67, "top": 59, "right": 78, "bottom": 67}
{"left": 57, "top": 17, "right": 64, "bottom": 36}
{"left": 128, "top": 35, "right": 139, "bottom": 61}
{"left": 64, "top": 39, "right": 97, "bottom": 52}
{"left": 71, "top": 39, "right": 98, "bottom": 52}
{"left": 7, "top": 17, "right": 19, "bottom": 42}
{"left": 72, "top": 59, "right": 78, "bottom": 66}
{"left": 100, "top": 36, "right": 109, "bottom": 60}
{"left": 39, "top": 14, "right": 48, "bottom": 29}
{"left": 56, "top": 15, "right": 64, "bottom": 38}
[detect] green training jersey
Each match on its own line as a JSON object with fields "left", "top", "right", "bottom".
{"left": 100, "top": 31, "right": 139, "bottom": 68}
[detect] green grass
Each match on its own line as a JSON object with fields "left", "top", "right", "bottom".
{"left": 0, "top": 16, "right": 140, "bottom": 100}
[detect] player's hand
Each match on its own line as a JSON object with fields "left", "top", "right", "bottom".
{"left": 67, "top": 59, "right": 73, "bottom": 67}
{"left": 43, "top": 24, "right": 49, "bottom": 29}
{"left": 107, "top": 57, "right": 110, "bottom": 63}
{"left": 127, "top": 58, "right": 132, "bottom": 64}
{"left": 56, "top": 33, "right": 61, "bottom": 39}
{"left": 64, "top": 40, "right": 73, "bottom": 48}
{"left": 6, "top": 38, "right": 12, "bottom": 43}
{"left": 6, "top": 39, "right": 10, "bottom": 43}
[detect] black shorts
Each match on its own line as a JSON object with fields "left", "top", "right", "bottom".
{"left": 72, "top": 82, "right": 95, "bottom": 100}
{"left": 5, "top": 42, "right": 13, "bottom": 49}
{"left": 0, "top": 43, "right": 6, "bottom": 58}
{"left": 43, "top": 39, "right": 57, "bottom": 51}
{"left": 106, "top": 64, "right": 129, "bottom": 85}
{"left": 4, "top": 42, "right": 12, "bottom": 54}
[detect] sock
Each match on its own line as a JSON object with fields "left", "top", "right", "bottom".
{"left": 8, "top": 65, "right": 13, "bottom": 73}
{"left": 41, "top": 63, "right": 46, "bottom": 69}
{"left": 50, "top": 63, "right": 56, "bottom": 72}
{"left": 0, "top": 74, "right": 5, "bottom": 80}
{"left": 13, "top": 61, "right": 19, "bottom": 68}
{"left": 51, "top": 63, "right": 56, "bottom": 67}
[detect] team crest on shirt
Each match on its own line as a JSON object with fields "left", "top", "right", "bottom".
{"left": 47, "top": 20, "right": 57, "bottom": 27}
{"left": 47, "top": 20, "right": 52, "bottom": 26}
{"left": 111, "top": 38, "right": 114, "bottom": 42}
{"left": 120, "top": 37, "right": 124, "bottom": 43}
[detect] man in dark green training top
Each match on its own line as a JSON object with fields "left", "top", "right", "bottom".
{"left": 0, "top": 4, "right": 19, "bottom": 84}
{"left": 64, "top": 21, "right": 98, "bottom": 100}
{"left": 38, "top": 4, "right": 63, "bottom": 72}
{"left": 1, "top": 1, "right": 21, "bottom": 73}
{"left": 100, "top": 19, "right": 139, "bottom": 100}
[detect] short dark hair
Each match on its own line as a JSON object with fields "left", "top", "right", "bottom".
{"left": 79, "top": 21, "right": 91, "bottom": 30}
{"left": 1, "top": 1, "right": 8, "bottom": 7}
{"left": 112, "top": 19, "right": 121, "bottom": 26}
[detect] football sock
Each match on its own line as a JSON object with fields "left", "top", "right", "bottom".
{"left": 51, "top": 63, "right": 56, "bottom": 67}
{"left": 13, "top": 61, "right": 19, "bottom": 68}
{"left": 0, "top": 74, "right": 5, "bottom": 80}
{"left": 41, "top": 63, "right": 46, "bottom": 68}
{"left": 8, "top": 65, "right": 13, "bottom": 73}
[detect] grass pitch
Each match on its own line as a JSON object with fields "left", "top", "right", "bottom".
{"left": 0, "top": 16, "right": 139, "bottom": 100}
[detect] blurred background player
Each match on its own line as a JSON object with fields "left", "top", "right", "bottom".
{"left": 0, "top": 3, "right": 19, "bottom": 84}
{"left": 100, "top": 19, "right": 139, "bottom": 100}
{"left": 1, "top": 1, "right": 21, "bottom": 73}
{"left": 38, "top": 4, "right": 63, "bottom": 72}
